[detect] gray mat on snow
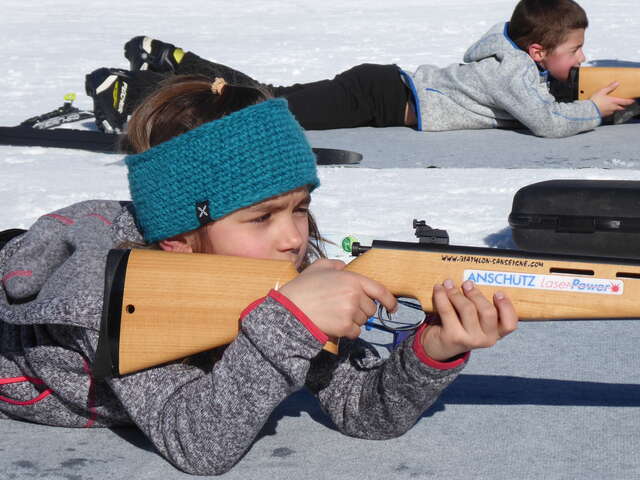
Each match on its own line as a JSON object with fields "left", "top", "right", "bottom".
{"left": 307, "top": 121, "right": 640, "bottom": 169}
{"left": 3, "top": 124, "right": 640, "bottom": 480}
{"left": 3, "top": 320, "right": 640, "bottom": 480}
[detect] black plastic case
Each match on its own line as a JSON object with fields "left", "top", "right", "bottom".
{"left": 509, "top": 179, "right": 640, "bottom": 258}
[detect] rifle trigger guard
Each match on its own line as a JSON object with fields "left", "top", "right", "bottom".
{"left": 376, "top": 301, "right": 426, "bottom": 333}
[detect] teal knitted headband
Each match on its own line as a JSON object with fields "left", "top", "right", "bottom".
{"left": 125, "top": 98, "right": 320, "bottom": 243}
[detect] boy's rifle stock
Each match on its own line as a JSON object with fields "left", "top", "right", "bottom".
{"left": 94, "top": 238, "right": 640, "bottom": 379}
{"left": 551, "top": 66, "right": 640, "bottom": 102}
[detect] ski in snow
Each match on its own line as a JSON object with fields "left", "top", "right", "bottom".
{"left": 1, "top": 95, "right": 363, "bottom": 165}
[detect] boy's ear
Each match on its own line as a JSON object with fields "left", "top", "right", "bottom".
{"left": 159, "top": 234, "right": 194, "bottom": 253}
{"left": 527, "top": 43, "right": 546, "bottom": 63}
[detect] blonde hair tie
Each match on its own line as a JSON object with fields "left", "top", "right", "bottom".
{"left": 211, "top": 77, "right": 227, "bottom": 95}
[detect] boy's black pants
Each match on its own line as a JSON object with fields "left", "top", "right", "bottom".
{"left": 127, "top": 52, "right": 411, "bottom": 130}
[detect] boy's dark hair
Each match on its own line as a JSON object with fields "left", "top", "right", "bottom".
{"left": 508, "top": 0, "right": 588, "bottom": 52}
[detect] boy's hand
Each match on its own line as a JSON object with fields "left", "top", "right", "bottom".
{"left": 279, "top": 259, "right": 397, "bottom": 340}
{"left": 421, "top": 279, "right": 518, "bottom": 362}
{"left": 590, "top": 82, "right": 636, "bottom": 118}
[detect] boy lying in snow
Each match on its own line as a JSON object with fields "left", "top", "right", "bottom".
{"left": 86, "top": 0, "right": 636, "bottom": 138}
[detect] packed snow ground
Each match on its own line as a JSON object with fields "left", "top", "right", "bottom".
{"left": 2, "top": 0, "right": 640, "bottom": 243}
{"left": 2, "top": 1, "right": 640, "bottom": 479}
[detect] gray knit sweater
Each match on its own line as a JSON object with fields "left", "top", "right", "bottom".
{"left": 403, "top": 22, "right": 601, "bottom": 138}
{"left": 0, "top": 200, "right": 467, "bottom": 475}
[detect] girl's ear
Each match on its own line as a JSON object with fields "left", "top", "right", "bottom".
{"left": 159, "top": 235, "right": 194, "bottom": 253}
{"left": 527, "top": 43, "right": 546, "bottom": 63}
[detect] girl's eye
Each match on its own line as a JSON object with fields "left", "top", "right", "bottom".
{"left": 251, "top": 213, "right": 271, "bottom": 223}
{"left": 295, "top": 207, "right": 309, "bottom": 215}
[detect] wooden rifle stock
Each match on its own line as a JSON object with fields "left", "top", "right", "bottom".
{"left": 575, "top": 67, "right": 640, "bottom": 100}
{"left": 549, "top": 67, "right": 640, "bottom": 103}
{"left": 94, "top": 243, "right": 640, "bottom": 378}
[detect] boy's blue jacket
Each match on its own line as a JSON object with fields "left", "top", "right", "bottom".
{"left": 0, "top": 200, "right": 466, "bottom": 475}
{"left": 404, "top": 22, "right": 601, "bottom": 138}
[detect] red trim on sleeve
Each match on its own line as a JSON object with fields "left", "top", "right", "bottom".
{"left": 44, "top": 213, "right": 74, "bottom": 225}
{"left": 0, "top": 376, "right": 53, "bottom": 405}
{"left": 2, "top": 270, "right": 32, "bottom": 284}
{"left": 83, "top": 359, "right": 97, "bottom": 428}
{"left": 86, "top": 213, "right": 113, "bottom": 226}
{"left": 239, "top": 296, "right": 267, "bottom": 319}
{"left": 267, "top": 289, "right": 329, "bottom": 344}
{"left": 412, "top": 323, "right": 470, "bottom": 370}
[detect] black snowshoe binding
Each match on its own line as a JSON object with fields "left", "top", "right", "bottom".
{"left": 85, "top": 68, "right": 132, "bottom": 134}
{"left": 124, "top": 36, "right": 184, "bottom": 73}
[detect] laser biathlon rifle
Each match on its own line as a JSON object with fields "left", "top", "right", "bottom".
{"left": 94, "top": 220, "right": 640, "bottom": 379}
{"left": 550, "top": 66, "right": 640, "bottom": 102}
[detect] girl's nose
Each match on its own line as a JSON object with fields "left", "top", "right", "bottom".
{"left": 277, "top": 218, "right": 303, "bottom": 252}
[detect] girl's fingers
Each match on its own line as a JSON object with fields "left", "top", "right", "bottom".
{"left": 429, "top": 280, "right": 519, "bottom": 356}
{"left": 343, "top": 322, "right": 363, "bottom": 340}
{"left": 493, "top": 291, "right": 519, "bottom": 338}
{"left": 358, "top": 274, "right": 398, "bottom": 313}
{"left": 356, "top": 296, "right": 377, "bottom": 326}
{"left": 432, "top": 283, "right": 457, "bottom": 329}
{"left": 442, "top": 279, "right": 481, "bottom": 334}
{"left": 305, "top": 258, "right": 346, "bottom": 272}
{"left": 460, "top": 280, "right": 498, "bottom": 335}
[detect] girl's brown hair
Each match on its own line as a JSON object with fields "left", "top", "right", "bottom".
{"left": 121, "top": 75, "right": 326, "bottom": 267}
{"left": 121, "top": 74, "right": 269, "bottom": 153}
{"left": 508, "top": 0, "right": 588, "bottom": 52}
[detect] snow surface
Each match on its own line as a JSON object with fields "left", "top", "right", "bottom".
{"left": 2, "top": 0, "right": 640, "bottom": 245}
{"left": 2, "top": 1, "right": 640, "bottom": 479}
{"left": 2, "top": 0, "right": 640, "bottom": 244}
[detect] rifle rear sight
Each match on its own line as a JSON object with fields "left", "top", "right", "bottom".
{"left": 351, "top": 219, "right": 449, "bottom": 256}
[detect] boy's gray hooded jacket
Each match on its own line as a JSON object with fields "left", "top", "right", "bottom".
{"left": 0, "top": 200, "right": 467, "bottom": 476}
{"left": 404, "top": 22, "right": 601, "bottom": 138}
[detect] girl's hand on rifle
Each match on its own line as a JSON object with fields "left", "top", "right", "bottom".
{"left": 279, "top": 259, "right": 397, "bottom": 340}
{"left": 421, "top": 279, "right": 518, "bottom": 362}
